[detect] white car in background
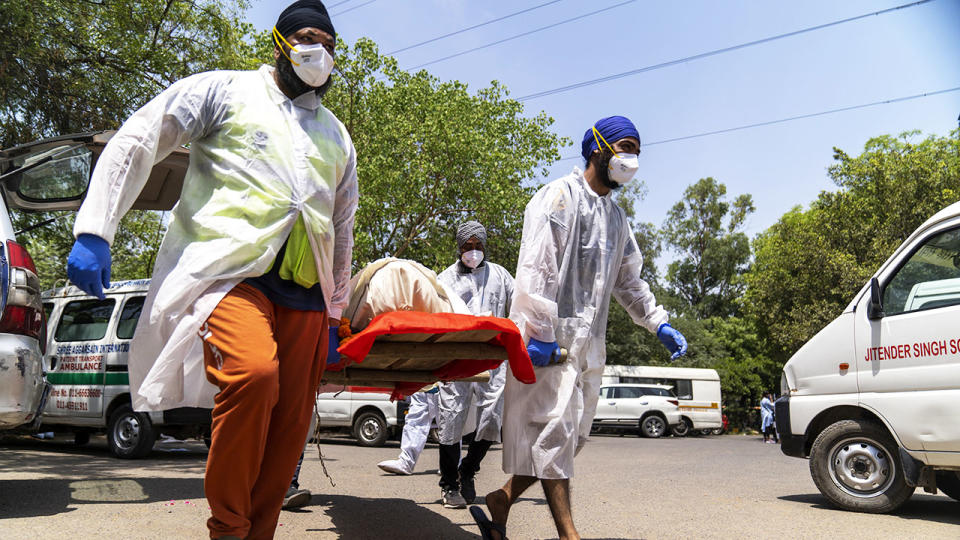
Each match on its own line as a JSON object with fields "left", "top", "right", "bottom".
{"left": 592, "top": 383, "right": 682, "bottom": 438}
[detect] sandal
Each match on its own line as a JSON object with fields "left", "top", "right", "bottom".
{"left": 469, "top": 506, "right": 508, "bottom": 540}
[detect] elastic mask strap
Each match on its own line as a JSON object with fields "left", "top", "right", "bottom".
{"left": 591, "top": 126, "right": 620, "bottom": 159}
{"left": 272, "top": 27, "right": 300, "bottom": 66}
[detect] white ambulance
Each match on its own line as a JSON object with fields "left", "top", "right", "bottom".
{"left": 777, "top": 202, "right": 960, "bottom": 512}
{"left": 40, "top": 280, "right": 211, "bottom": 458}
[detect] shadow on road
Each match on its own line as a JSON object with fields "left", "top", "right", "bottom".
{"left": 297, "top": 493, "right": 477, "bottom": 539}
{"left": 778, "top": 493, "right": 960, "bottom": 525}
{"left": 0, "top": 477, "right": 204, "bottom": 519}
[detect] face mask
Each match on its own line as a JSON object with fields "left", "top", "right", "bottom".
{"left": 607, "top": 153, "right": 640, "bottom": 184}
{"left": 461, "top": 250, "right": 484, "bottom": 269}
{"left": 592, "top": 126, "right": 640, "bottom": 185}
{"left": 273, "top": 27, "right": 335, "bottom": 88}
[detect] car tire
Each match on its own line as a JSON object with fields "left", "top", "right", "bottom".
{"left": 353, "top": 411, "right": 388, "bottom": 447}
{"left": 937, "top": 471, "right": 960, "bottom": 502}
{"left": 670, "top": 419, "right": 690, "bottom": 437}
{"left": 107, "top": 404, "right": 156, "bottom": 459}
{"left": 74, "top": 431, "right": 90, "bottom": 446}
{"left": 711, "top": 427, "right": 724, "bottom": 436}
{"left": 640, "top": 415, "right": 666, "bottom": 438}
{"left": 809, "top": 419, "right": 914, "bottom": 513}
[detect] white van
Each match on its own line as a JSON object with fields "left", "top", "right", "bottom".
{"left": 777, "top": 202, "right": 960, "bottom": 513}
{"left": 40, "top": 280, "right": 211, "bottom": 458}
{"left": 603, "top": 365, "right": 723, "bottom": 436}
{"left": 0, "top": 132, "right": 187, "bottom": 433}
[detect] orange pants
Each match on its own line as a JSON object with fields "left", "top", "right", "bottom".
{"left": 200, "top": 283, "right": 328, "bottom": 539}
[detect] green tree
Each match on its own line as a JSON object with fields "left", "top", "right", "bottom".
{"left": 2, "top": 0, "right": 258, "bottom": 289}
{"left": 744, "top": 130, "right": 960, "bottom": 362}
{"left": 321, "top": 38, "right": 568, "bottom": 272}
{"left": 662, "top": 177, "right": 755, "bottom": 318}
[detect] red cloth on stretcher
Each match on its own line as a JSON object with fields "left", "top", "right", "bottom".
{"left": 332, "top": 311, "right": 535, "bottom": 399}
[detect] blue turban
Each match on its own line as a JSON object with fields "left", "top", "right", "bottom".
{"left": 580, "top": 116, "right": 641, "bottom": 160}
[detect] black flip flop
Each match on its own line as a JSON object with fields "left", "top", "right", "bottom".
{"left": 469, "top": 505, "right": 508, "bottom": 540}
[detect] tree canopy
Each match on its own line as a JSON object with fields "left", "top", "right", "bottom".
{"left": 322, "top": 38, "right": 567, "bottom": 273}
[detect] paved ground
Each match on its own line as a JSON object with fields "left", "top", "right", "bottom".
{"left": 1, "top": 431, "right": 957, "bottom": 539}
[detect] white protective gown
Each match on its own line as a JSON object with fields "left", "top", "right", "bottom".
{"left": 397, "top": 389, "right": 440, "bottom": 471}
{"left": 74, "top": 65, "right": 358, "bottom": 411}
{"left": 436, "top": 261, "right": 514, "bottom": 444}
{"left": 502, "top": 167, "right": 668, "bottom": 479}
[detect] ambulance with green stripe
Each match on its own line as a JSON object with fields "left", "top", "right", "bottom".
{"left": 40, "top": 279, "right": 210, "bottom": 458}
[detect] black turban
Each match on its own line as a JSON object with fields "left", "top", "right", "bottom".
{"left": 276, "top": 0, "right": 336, "bottom": 40}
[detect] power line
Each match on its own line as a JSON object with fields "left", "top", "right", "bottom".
{"left": 406, "top": 0, "right": 636, "bottom": 72}
{"left": 332, "top": 0, "right": 377, "bottom": 17}
{"left": 327, "top": 0, "right": 354, "bottom": 8}
{"left": 518, "top": 0, "right": 935, "bottom": 102}
{"left": 386, "top": 0, "right": 565, "bottom": 56}
{"left": 557, "top": 86, "right": 960, "bottom": 160}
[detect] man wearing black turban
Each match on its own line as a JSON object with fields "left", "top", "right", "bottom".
{"left": 65, "top": 1, "right": 358, "bottom": 539}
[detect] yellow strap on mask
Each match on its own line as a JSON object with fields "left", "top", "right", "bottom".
{"left": 272, "top": 26, "right": 301, "bottom": 66}
{"left": 591, "top": 126, "right": 620, "bottom": 159}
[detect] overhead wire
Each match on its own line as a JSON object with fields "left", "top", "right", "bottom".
{"left": 386, "top": 0, "right": 565, "bottom": 56}
{"left": 327, "top": 0, "right": 355, "bottom": 8}
{"left": 332, "top": 0, "right": 378, "bottom": 17}
{"left": 405, "top": 0, "right": 636, "bottom": 72}
{"left": 556, "top": 85, "right": 960, "bottom": 160}
{"left": 517, "top": 0, "right": 935, "bottom": 101}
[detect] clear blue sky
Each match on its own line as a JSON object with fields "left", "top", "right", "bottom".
{"left": 247, "top": 0, "right": 960, "bottom": 250}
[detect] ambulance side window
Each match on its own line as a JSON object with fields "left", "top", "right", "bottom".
{"left": 116, "top": 296, "right": 145, "bottom": 340}
{"left": 883, "top": 228, "right": 960, "bottom": 316}
{"left": 54, "top": 299, "right": 116, "bottom": 342}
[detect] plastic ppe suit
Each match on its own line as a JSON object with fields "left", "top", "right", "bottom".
{"left": 502, "top": 167, "right": 668, "bottom": 479}
{"left": 760, "top": 396, "right": 775, "bottom": 432}
{"left": 74, "top": 65, "right": 358, "bottom": 411}
{"left": 396, "top": 389, "right": 440, "bottom": 472}
{"left": 436, "top": 262, "right": 514, "bottom": 444}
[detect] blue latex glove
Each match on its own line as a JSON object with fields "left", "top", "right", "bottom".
{"left": 66, "top": 234, "right": 112, "bottom": 299}
{"left": 657, "top": 323, "right": 688, "bottom": 360}
{"left": 327, "top": 326, "right": 341, "bottom": 365}
{"left": 527, "top": 337, "right": 560, "bottom": 367}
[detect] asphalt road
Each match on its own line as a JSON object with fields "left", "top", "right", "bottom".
{"left": 1, "top": 432, "right": 957, "bottom": 539}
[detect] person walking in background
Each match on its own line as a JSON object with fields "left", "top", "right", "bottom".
{"left": 760, "top": 392, "right": 778, "bottom": 444}
{"left": 377, "top": 386, "right": 441, "bottom": 475}
{"left": 435, "top": 221, "right": 514, "bottom": 509}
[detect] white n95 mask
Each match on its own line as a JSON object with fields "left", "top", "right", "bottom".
{"left": 461, "top": 250, "right": 484, "bottom": 269}
{"left": 289, "top": 43, "right": 334, "bottom": 87}
{"left": 607, "top": 153, "right": 640, "bottom": 185}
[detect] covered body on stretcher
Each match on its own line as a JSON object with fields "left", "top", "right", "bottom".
{"left": 322, "top": 258, "right": 534, "bottom": 398}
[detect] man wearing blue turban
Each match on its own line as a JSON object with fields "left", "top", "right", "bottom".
{"left": 471, "top": 116, "right": 687, "bottom": 540}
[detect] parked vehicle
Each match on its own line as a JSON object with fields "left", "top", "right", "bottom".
{"left": 602, "top": 365, "right": 723, "bottom": 436}
{"left": 0, "top": 132, "right": 187, "bottom": 432}
{"left": 777, "top": 201, "right": 960, "bottom": 513}
{"left": 40, "top": 280, "right": 211, "bottom": 458}
{"left": 315, "top": 386, "right": 407, "bottom": 447}
{"left": 592, "top": 383, "right": 681, "bottom": 438}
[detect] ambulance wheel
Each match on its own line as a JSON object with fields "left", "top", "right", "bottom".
{"left": 107, "top": 404, "right": 156, "bottom": 459}
{"left": 639, "top": 415, "right": 666, "bottom": 438}
{"left": 74, "top": 431, "right": 90, "bottom": 446}
{"left": 670, "top": 419, "right": 690, "bottom": 437}
{"left": 937, "top": 471, "right": 960, "bottom": 501}
{"left": 353, "top": 411, "right": 388, "bottom": 447}
{"left": 809, "top": 419, "right": 913, "bottom": 513}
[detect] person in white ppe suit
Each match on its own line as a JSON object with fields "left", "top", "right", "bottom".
{"left": 65, "top": 2, "right": 357, "bottom": 538}
{"left": 434, "top": 221, "right": 514, "bottom": 509}
{"left": 470, "top": 116, "right": 687, "bottom": 540}
{"left": 377, "top": 386, "right": 440, "bottom": 475}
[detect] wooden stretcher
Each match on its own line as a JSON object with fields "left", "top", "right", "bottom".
{"left": 320, "top": 311, "right": 538, "bottom": 397}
